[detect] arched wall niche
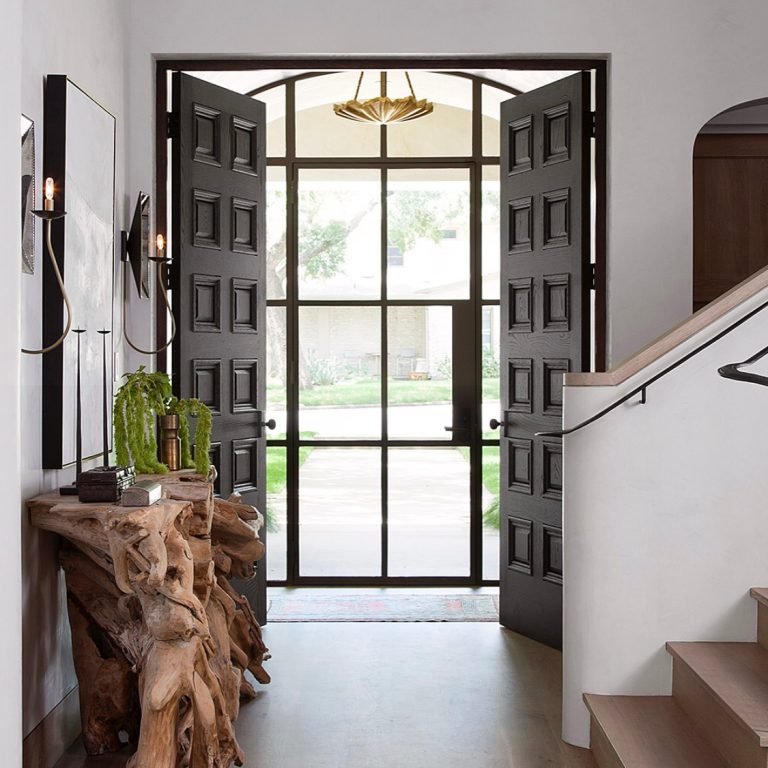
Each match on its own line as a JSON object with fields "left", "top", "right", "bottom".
{"left": 692, "top": 97, "right": 768, "bottom": 312}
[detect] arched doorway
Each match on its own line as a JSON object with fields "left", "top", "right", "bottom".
{"left": 693, "top": 98, "right": 768, "bottom": 311}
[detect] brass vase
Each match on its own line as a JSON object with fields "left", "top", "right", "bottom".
{"left": 159, "top": 414, "right": 181, "bottom": 471}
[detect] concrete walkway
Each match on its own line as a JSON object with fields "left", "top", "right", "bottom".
{"left": 266, "top": 446, "right": 499, "bottom": 580}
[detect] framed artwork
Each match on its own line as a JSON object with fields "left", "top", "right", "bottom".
{"left": 42, "top": 76, "right": 115, "bottom": 469}
{"left": 21, "top": 115, "right": 34, "bottom": 274}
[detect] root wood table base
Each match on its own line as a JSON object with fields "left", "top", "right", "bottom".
{"left": 28, "top": 472, "right": 270, "bottom": 768}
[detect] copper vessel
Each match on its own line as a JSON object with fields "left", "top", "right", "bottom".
{"left": 159, "top": 414, "right": 181, "bottom": 471}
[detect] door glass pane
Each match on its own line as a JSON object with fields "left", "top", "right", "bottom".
{"left": 387, "top": 168, "right": 470, "bottom": 300}
{"left": 482, "top": 84, "right": 507, "bottom": 157}
{"left": 267, "top": 166, "right": 287, "bottom": 300}
{"left": 299, "top": 306, "right": 381, "bottom": 440}
{"left": 481, "top": 305, "right": 501, "bottom": 440}
{"left": 388, "top": 306, "right": 451, "bottom": 440}
{"left": 300, "top": 447, "right": 381, "bottom": 576}
{"left": 267, "top": 306, "right": 287, "bottom": 437}
{"left": 266, "top": 446, "right": 287, "bottom": 581}
{"left": 260, "top": 84, "right": 286, "bottom": 158}
{"left": 387, "top": 72, "right": 472, "bottom": 157}
{"left": 482, "top": 446, "right": 501, "bottom": 581}
{"left": 482, "top": 165, "right": 500, "bottom": 300}
{"left": 298, "top": 169, "right": 381, "bottom": 300}
{"left": 295, "top": 72, "right": 381, "bottom": 157}
{"left": 388, "top": 448, "right": 470, "bottom": 576}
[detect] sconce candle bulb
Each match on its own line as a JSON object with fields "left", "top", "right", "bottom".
{"left": 156, "top": 234, "right": 165, "bottom": 255}
{"left": 44, "top": 177, "right": 54, "bottom": 211}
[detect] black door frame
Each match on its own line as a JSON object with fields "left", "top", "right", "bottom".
{"left": 155, "top": 55, "right": 608, "bottom": 587}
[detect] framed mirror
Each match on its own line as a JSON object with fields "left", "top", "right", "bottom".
{"left": 42, "top": 76, "right": 115, "bottom": 469}
{"left": 21, "top": 115, "right": 34, "bottom": 274}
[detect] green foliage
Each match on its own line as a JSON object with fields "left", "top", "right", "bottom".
{"left": 113, "top": 366, "right": 171, "bottom": 474}
{"left": 167, "top": 396, "right": 214, "bottom": 476}
{"left": 299, "top": 217, "right": 347, "bottom": 278}
{"left": 114, "top": 367, "right": 213, "bottom": 477}
{"left": 482, "top": 346, "right": 500, "bottom": 378}
{"left": 483, "top": 497, "right": 500, "bottom": 529}
{"left": 387, "top": 190, "right": 466, "bottom": 254}
{"left": 305, "top": 352, "right": 341, "bottom": 387}
{"left": 435, "top": 355, "right": 452, "bottom": 379}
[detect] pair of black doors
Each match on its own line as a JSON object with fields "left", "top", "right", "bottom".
{"left": 172, "top": 72, "right": 593, "bottom": 648}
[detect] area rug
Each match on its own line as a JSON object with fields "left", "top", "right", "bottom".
{"left": 267, "top": 593, "right": 499, "bottom": 622}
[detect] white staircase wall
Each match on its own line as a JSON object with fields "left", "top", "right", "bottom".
{"left": 563, "top": 285, "right": 768, "bottom": 747}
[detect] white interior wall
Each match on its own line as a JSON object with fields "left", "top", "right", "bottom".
{"left": 19, "top": 0, "right": 128, "bottom": 741}
{"left": 0, "top": 0, "right": 24, "bottom": 761}
{"left": 563, "top": 289, "right": 768, "bottom": 746}
{"left": 124, "top": 0, "right": 768, "bottom": 369}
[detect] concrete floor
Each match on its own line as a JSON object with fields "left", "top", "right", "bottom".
{"left": 55, "top": 621, "right": 595, "bottom": 768}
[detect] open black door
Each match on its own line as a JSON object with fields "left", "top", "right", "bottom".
{"left": 496, "top": 73, "right": 591, "bottom": 649}
{"left": 172, "top": 73, "right": 269, "bottom": 623}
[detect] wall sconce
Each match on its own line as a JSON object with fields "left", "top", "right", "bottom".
{"left": 22, "top": 176, "right": 72, "bottom": 355}
{"left": 121, "top": 194, "right": 176, "bottom": 356}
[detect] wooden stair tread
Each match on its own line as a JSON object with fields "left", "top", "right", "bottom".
{"left": 667, "top": 641, "right": 768, "bottom": 745}
{"left": 750, "top": 587, "right": 768, "bottom": 607}
{"left": 584, "top": 694, "right": 728, "bottom": 767}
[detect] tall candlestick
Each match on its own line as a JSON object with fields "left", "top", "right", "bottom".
{"left": 98, "top": 330, "right": 111, "bottom": 466}
{"left": 74, "top": 328, "right": 86, "bottom": 483}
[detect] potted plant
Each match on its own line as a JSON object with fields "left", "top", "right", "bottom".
{"left": 113, "top": 366, "right": 213, "bottom": 476}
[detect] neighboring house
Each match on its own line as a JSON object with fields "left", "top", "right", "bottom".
{"left": 6, "top": 1, "right": 768, "bottom": 766}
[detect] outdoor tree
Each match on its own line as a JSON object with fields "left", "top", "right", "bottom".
{"left": 265, "top": 184, "right": 468, "bottom": 390}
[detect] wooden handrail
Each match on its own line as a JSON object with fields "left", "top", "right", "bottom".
{"left": 566, "top": 264, "right": 768, "bottom": 387}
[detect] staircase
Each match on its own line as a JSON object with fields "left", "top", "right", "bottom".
{"left": 585, "top": 588, "right": 768, "bottom": 767}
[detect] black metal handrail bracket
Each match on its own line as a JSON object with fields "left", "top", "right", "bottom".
{"left": 718, "top": 342, "right": 768, "bottom": 387}
{"left": 536, "top": 296, "right": 768, "bottom": 438}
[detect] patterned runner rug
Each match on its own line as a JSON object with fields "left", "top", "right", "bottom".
{"left": 267, "top": 593, "right": 499, "bottom": 622}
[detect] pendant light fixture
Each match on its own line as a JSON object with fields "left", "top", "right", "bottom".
{"left": 333, "top": 71, "right": 433, "bottom": 124}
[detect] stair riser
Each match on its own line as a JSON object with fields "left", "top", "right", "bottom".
{"left": 590, "top": 719, "right": 623, "bottom": 768}
{"left": 757, "top": 603, "right": 768, "bottom": 653}
{"left": 672, "top": 658, "right": 768, "bottom": 768}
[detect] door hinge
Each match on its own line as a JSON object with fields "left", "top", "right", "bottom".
{"left": 590, "top": 111, "right": 597, "bottom": 138}
{"left": 166, "top": 111, "right": 179, "bottom": 140}
{"left": 590, "top": 263, "right": 597, "bottom": 290}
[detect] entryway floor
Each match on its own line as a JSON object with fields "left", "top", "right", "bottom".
{"left": 54, "top": 621, "right": 595, "bottom": 768}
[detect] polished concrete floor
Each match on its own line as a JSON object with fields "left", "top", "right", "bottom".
{"left": 54, "top": 621, "right": 594, "bottom": 768}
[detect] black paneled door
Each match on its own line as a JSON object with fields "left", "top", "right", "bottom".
{"left": 497, "top": 73, "right": 591, "bottom": 649}
{"left": 172, "top": 73, "right": 268, "bottom": 623}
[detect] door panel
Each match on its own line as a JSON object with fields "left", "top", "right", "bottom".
{"left": 172, "top": 73, "right": 268, "bottom": 622}
{"left": 498, "top": 73, "right": 591, "bottom": 649}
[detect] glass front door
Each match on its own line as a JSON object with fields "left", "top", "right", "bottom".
{"left": 260, "top": 71, "right": 509, "bottom": 585}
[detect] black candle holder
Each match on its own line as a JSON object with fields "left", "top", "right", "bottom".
{"left": 60, "top": 328, "right": 86, "bottom": 496}
{"left": 98, "top": 329, "right": 111, "bottom": 467}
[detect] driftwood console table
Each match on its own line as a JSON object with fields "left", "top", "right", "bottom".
{"left": 28, "top": 473, "right": 270, "bottom": 768}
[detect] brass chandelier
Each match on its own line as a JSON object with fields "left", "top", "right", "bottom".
{"left": 333, "top": 71, "right": 434, "bottom": 124}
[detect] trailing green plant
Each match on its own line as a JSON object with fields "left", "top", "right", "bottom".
{"left": 167, "top": 396, "right": 213, "bottom": 476}
{"left": 113, "top": 366, "right": 171, "bottom": 474}
{"left": 114, "top": 366, "right": 214, "bottom": 477}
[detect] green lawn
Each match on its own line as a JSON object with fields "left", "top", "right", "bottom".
{"left": 267, "top": 377, "right": 500, "bottom": 407}
{"left": 265, "top": 432, "right": 316, "bottom": 532}
{"left": 457, "top": 445, "right": 500, "bottom": 529}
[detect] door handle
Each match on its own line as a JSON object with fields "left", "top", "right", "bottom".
{"left": 260, "top": 418, "right": 276, "bottom": 431}
{"left": 489, "top": 418, "right": 508, "bottom": 431}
